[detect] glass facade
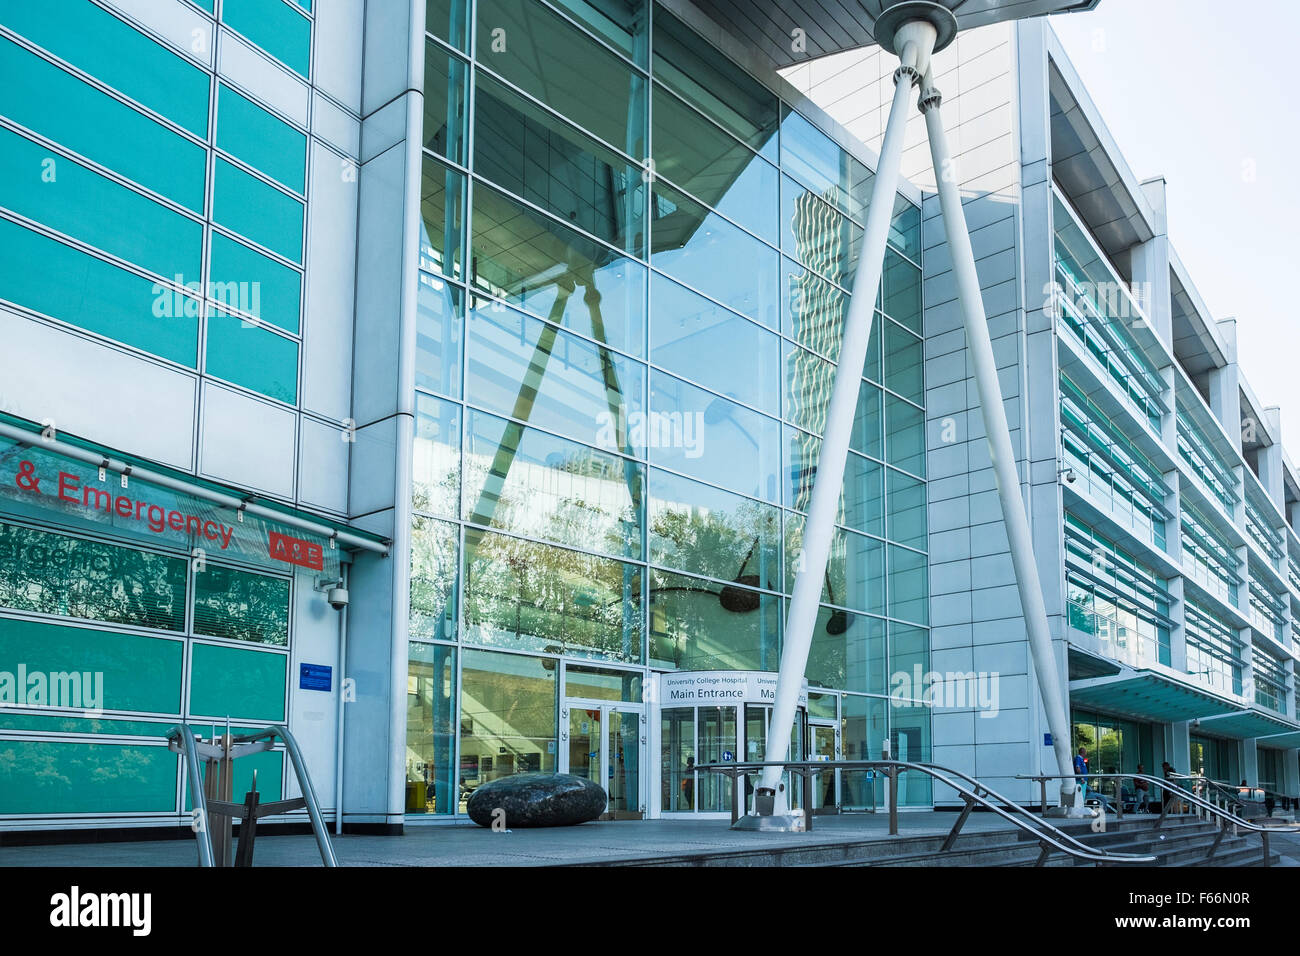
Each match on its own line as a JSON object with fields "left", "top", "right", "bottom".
{"left": 407, "top": 0, "right": 927, "bottom": 816}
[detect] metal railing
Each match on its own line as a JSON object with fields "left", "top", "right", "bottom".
{"left": 168, "top": 722, "right": 338, "bottom": 867}
{"left": 1020, "top": 772, "right": 1300, "bottom": 866}
{"left": 697, "top": 760, "right": 1154, "bottom": 866}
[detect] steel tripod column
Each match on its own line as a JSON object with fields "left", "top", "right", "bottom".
{"left": 918, "top": 76, "right": 1076, "bottom": 802}
{"left": 757, "top": 21, "right": 938, "bottom": 807}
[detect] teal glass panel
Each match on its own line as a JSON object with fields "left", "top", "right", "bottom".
{"left": 424, "top": 41, "right": 469, "bottom": 165}
{"left": 476, "top": 0, "right": 646, "bottom": 158}
{"left": 887, "top": 545, "right": 928, "bottom": 625}
{"left": 890, "top": 197, "right": 921, "bottom": 261}
{"left": 416, "top": 277, "right": 461, "bottom": 398}
{"left": 0, "top": 617, "right": 184, "bottom": 714}
{"left": 783, "top": 514, "right": 885, "bottom": 614}
{"left": 550, "top": 0, "right": 648, "bottom": 67}
{"left": 651, "top": 180, "right": 779, "bottom": 329}
{"left": 779, "top": 107, "right": 872, "bottom": 222}
{"left": 0, "top": 37, "right": 207, "bottom": 211}
{"left": 469, "top": 181, "right": 644, "bottom": 355}
{"left": 648, "top": 466, "right": 780, "bottom": 586}
{"left": 651, "top": 273, "right": 780, "bottom": 417}
{"left": 191, "top": 748, "right": 282, "bottom": 804}
{"left": 886, "top": 467, "right": 927, "bottom": 549}
{"left": 192, "top": 565, "right": 290, "bottom": 646}
{"left": 205, "top": 308, "right": 299, "bottom": 404}
{"left": 212, "top": 157, "right": 304, "bottom": 263}
{"left": 464, "top": 407, "right": 643, "bottom": 559}
{"left": 192, "top": 0, "right": 215, "bottom": 11}
{"left": 651, "top": 83, "right": 777, "bottom": 243}
{"left": 426, "top": 0, "right": 470, "bottom": 50}
{"left": 421, "top": 154, "right": 466, "bottom": 279}
{"left": 0, "top": 740, "right": 178, "bottom": 814}
{"left": 883, "top": 249, "right": 921, "bottom": 332}
{"left": 221, "top": 0, "right": 311, "bottom": 77}
{"left": 463, "top": 527, "right": 643, "bottom": 664}
{"left": 0, "top": 127, "right": 202, "bottom": 282}
{"left": 648, "top": 372, "right": 780, "bottom": 503}
{"left": 475, "top": 69, "right": 645, "bottom": 255}
{"left": 413, "top": 392, "right": 461, "bottom": 518}
{"left": 0, "top": 521, "right": 187, "bottom": 630}
{"left": 216, "top": 84, "right": 306, "bottom": 193}
{"left": 0, "top": 217, "right": 199, "bottom": 365}
{"left": 0, "top": 0, "right": 210, "bottom": 136}
{"left": 410, "top": 517, "right": 458, "bottom": 641}
{"left": 652, "top": 8, "right": 778, "bottom": 158}
{"left": 647, "top": 568, "right": 779, "bottom": 671}
{"left": 188, "top": 642, "right": 287, "bottom": 721}
{"left": 0, "top": 713, "right": 175, "bottom": 736}
{"left": 208, "top": 232, "right": 301, "bottom": 333}
{"left": 784, "top": 429, "right": 884, "bottom": 538}
{"left": 466, "top": 297, "right": 646, "bottom": 455}
{"left": 783, "top": 258, "right": 848, "bottom": 362}
{"left": 885, "top": 393, "right": 925, "bottom": 477}
{"left": 805, "top": 611, "right": 885, "bottom": 696}
{"left": 407, "top": 641, "right": 458, "bottom": 814}
{"left": 883, "top": 319, "right": 923, "bottom": 405}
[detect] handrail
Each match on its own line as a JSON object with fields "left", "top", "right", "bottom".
{"left": 1021, "top": 772, "right": 1300, "bottom": 866}
{"left": 697, "top": 760, "right": 1154, "bottom": 866}
{"left": 167, "top": 722, "right": 338, "bottom": 867}
{"left": 235, "top": 725, "right": 339, "bottom": 867}
{"left": 171, "top": 723, "right": 215, "bottom": 868}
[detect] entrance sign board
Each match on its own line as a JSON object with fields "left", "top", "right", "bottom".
{"left": 658, "top": 671, "right": 808, "bottom": 708}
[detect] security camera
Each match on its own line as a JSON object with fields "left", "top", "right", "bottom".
{"left": 1064, "top": 468, "right": 1077, "bottom": 485}
{"left": 326, "top": 587, "right": 350, "bottom": 611}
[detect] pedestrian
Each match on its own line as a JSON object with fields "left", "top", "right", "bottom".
{"left": 1074, "top": 746, "right": 1089, "bottom": 803}
{"left": 1133, "top": 763, "right": 1150, "bottom": 813}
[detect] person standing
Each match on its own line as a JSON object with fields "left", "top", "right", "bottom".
{"left": 1073, "top": 746, "right": 1089, "bottom": 803}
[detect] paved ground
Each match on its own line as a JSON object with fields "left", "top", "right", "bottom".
{"left": 5, "top": 812, "right": 1298, "bottom": 867}
{"left": 2, "top": 812, "right": 1024, "bottom": 867}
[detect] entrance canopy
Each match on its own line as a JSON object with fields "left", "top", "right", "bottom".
{"left": 1194, "top": 708, "right": 1300, "bottom": 741}
{"left": 1069, "top": 668, "right": 1241, "bottom": 724}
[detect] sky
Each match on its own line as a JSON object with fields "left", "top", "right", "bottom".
{"left": 1049, "top": 0, "right": 1300, "bottom": 461}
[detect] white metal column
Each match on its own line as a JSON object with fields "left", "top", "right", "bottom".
{"left": 756, "top": 21, "right": 939, "bottom": 812}
{"left": 918, "top": 73, "right": 1076, "bottom": 802}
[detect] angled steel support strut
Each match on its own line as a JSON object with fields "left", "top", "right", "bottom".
{"left": 754, "top": 18, "right": 939, "bottom": 814}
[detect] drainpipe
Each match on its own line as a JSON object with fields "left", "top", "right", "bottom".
{"left": 335, "top": 562, "right": 349, "bottom": 835}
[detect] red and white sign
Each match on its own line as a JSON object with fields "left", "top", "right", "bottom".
{"left": 268, "top": 531, "right": 324, "bottom": 570}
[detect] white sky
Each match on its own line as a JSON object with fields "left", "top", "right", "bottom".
{"left": 1050, "top": 0, "right": 1300, "bottom": 462}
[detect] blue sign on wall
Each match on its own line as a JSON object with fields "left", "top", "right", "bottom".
{"left": 1044, "top": 733, "right": 1053, "bottom": 746}
{"left": 300, "top": 663, "right": 332, "bottom": 692}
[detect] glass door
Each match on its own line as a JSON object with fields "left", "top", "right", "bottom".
{"left": 810, "top": 723, "right": 839, "bottom": 813}
{"left": 563, "top": 699, "right": 644, "bottom": 820}
{"left": 743, "top": 704, "right": 805, "bottom": 810}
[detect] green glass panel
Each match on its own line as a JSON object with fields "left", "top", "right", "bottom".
{"left": 0, "top": 36, "right": 207, "bottom": 211}
{"left": 420, "top": 154, "right": 465, "bottom": 279}
{"left": 0, "top": 219, "right": 199, "bottom": 364}
{"left": 883, "top": 249, "right": 921, "bottom": 332}
{"left": 205, "top": 308, "right": 299, "bottom": 404}
{"left": 0, "top": 126, "right": 202, "bottom": 281}
{"left": 221, "top": 0, "right": 311, "bottom": 77}
{"left": 426, "top": 0, "right": 470, "bottom": 50}
{"left": 410, "top": 517, "right": 458, "bottom": 641}
{"left": 475, "top": 68, "right": 644, "bottom": 254}
{"left": 463, "top": 527, "right": 643, "bottom": 664}
{"left": 212, "top": 157, "right": 303, "bottom": 263}
{"left": 0, "top": 617, "right": 184, "bottom": 714}
{"left": 464, "top": 407, "right": 643, "bottom": 559}
{"left": 476, "top": 0, "right": 646, "bottom": 158}
{"left": 459, "top": 649, "right": 556, "bottom": 798}
{"left": 192, "top": 565, "right": 289, "bottom": 646}
{"left": 886, "top": 467, "right": 926, "bottom": 550}
{"left": 648, "top": 467, "right": 778, "bottom": 585}
{"left": 184, "top": 748, "right": 283, "bottom": 808}
{"left": 0, "top": 713, "right": 175, "bottom": 736}
{"left": 885, "top": 393, "right": 926, "bottom": 477}
{"left": 0, "top": 740, "right": 178, "bottom": 814}
{"left": 208, "top": 232, "right": 301, "bottom": 333}
{"left": 0, "top": 0, "right": 210, "bottom": 136}
{"left": 216, "top": 84, "right": 306, "bottom": 193}
{"left": 0, "top": 521, "right": 187, "bottom": 631}
{"left": 647, "top": 568, "right": 779, "bottom": 671}
{"left": 884, "top": 319, "right": 923, "bottom": 405}
{"left": 550, "top": 0, "right": 648, "bottom": 68}
{"left": 890, "top": 197, "right": 921, "bottom": 261}
{"left": 887, "top": 545, "right": 928, "bottom": 625}
{"left": 423, "top": 41, "right": 468, "bottom": 164}
{"left": 188, "top": 642, "right": 287, "bottom": 721}
{"left": 406, "top": 641, "right": 457, "bottom": 814}
{"left": 783, "top": 513, "right": 884, "bottom": 614}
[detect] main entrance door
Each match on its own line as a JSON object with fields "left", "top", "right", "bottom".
{"left": 561, "top": 699, "right": 645, "bottom": 820}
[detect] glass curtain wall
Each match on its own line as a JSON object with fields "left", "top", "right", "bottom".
{"left": 407, "top": 0, "right": 927, "bottom": 815}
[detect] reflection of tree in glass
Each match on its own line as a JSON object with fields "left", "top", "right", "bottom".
{"left": 192, "top": 564, "right": 289, "bottom": 646}
{"left": 0, "top": 522, "right": 186, "bottom": 631}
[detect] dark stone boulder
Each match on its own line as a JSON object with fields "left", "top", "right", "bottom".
{"left": 466, "top": 772, "right": 606, "bottom": 828}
